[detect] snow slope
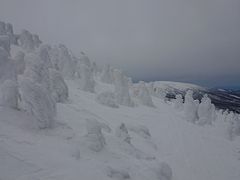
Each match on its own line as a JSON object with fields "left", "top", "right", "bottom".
{"left": 153, "top": 81, "right": 205, "bottom": 91}
{"left": 1, "top": 79, "right": 240, "bottom": 180}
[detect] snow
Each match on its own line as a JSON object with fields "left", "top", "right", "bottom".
{"left": 1, "top": 78, "right": 240, "bottom": 180}
{"left": 1, "top": 22, "right": 240, "bottom": 180}
{"left": 153, "top": 81, "right": 204, "bottom": 91}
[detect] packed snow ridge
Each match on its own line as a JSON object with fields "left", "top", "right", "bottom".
{"left": 0, "top": 21, "right": 240, "bottom": 180}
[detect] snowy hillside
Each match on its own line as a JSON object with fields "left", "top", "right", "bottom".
{"left": 1, "top": 21, "right": 240, "bottom": 180}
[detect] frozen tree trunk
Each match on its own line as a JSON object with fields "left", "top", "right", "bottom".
{"left": 49, "top": 68, "right": 68, "bottom": 103}
{"left": 0, "top": 80, "right": 18, "bottom": 109}
{"left": 184, "top": 90, "right": 198, "bottom": 123}
{"left": 137, "top": 81, "right": 154, "bottom": 107}
{"left": 79, "top": 63, "right": 95, "bottom": 93}
{"left": 113, "top": 69, "right": 134, "bottom": 107}
{"left": 19, "top": 77, "right": 56, "bottom": 129}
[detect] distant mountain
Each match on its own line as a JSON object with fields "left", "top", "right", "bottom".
{"left": 152, "top": 81, "right": 240, "bottom": 113}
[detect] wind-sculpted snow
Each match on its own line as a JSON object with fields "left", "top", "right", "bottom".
{"left": 197, "top": 94, "right": 216, "bottom": 125}
{"left": 101, "top": 64, "right": 114, "bottom": 84}
{"left": 113, "top": 69, "right": 134, "bottom": 107}
{"left": 184, "top": 90, "right": 198, "bottom": 123}
{"left": 96, "top": 91, "right": 119, "bottom": 108}
{"left": 78, "top": 63, "right": 95, "bottom": 93}
{"left": 49, "top": 68, "right": 68, "bottom": 103}
{"left": 116, "top": 123, "right": 131, "bottom": 144}
{"left": 173, "top": 94, "right": 183, "bottom": 110}
{"left": 18, "top": 77, "right": 56, "bottom": 129}
{"left": 136, "top": 81, "right": 155, "bottom": 107}
{"left": 24, "top": 52, "right": 52, "bottom": 93}
{"left": 83, "top": 118, "right": 111, "bottom": 152}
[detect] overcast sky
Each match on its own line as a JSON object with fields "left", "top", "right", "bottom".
{"left": 1, "top": 0, "right": 240, "bottom": 87}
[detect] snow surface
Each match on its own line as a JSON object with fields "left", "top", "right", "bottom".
{"left": 153, "top": 81, "right": 205, "bottom": 91}
{"left": 1, "top": 79, "right": 240, "bottom": 180}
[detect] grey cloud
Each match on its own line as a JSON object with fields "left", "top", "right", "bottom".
{"left": 1, "top": 0, "right": 240, "bottom": 87}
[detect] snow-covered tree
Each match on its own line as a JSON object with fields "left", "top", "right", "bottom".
{"left": 115, "top": 123, "right": 131, "bottom": 144}
{"left": 37, "top": 44, "right": 53, "bottom": 68}
{"left": 226, "top": 112, "right": 240, "bottom": 140}
{"left": 197, "top": 94, "right": 216, "bottom": 125}
{"left": 79, "top": 52, "right": 91, "bottom": 67}
{"left": 91, "top": 62, "right": 99, "bottom": 76}
{"left": 147, "top": 82, "right": 155, "bottom": 95}
{"left": 96, "top": 91, "right": 119, "bottom": 108}
{"left": 78, "top": 63, "right": 95, "bottom": 93}
{"left": 0, "top": 21, "right": 6, "bottom": 35}
{"left": 113, "top": 69, "right": 134, "bottom": 107}
{"left": 49, "top": 68, "right": 68, "bottom": 103}
{"left": 5, "top": 23, "right": 17, "bottom": 45}
{"left": 174, "top": 94, "right": 183, "bottom": 110}
{"left": 101, "top": 64, "right": 113, "bottom": 84}
{"left": 137, "top": 81, "right": 154, "bottom": 107}
{"left": 18, "top": 76, "right": 56, "bottom": 129}
{"left": 48, "top": 46, "right": 60, "bottom": 70}
{"left": 13, "top": 51, "right": 25, "bottom": 75}
{"left": 32, "top": 34, "right": 42, "bottom": 48}
{"left": 0, "top": 79, "right": 18, "bottom": 109}
{"left": 184, "top": 90, "right": 198, "bottom": 123}
{"left": 24, "top": 52, "right": 51, "bottom": 93}
{"left": 0, "top": 47, "right": 16, "bottom": 83}
{"left": 57, "top": 44, "right": 75, "bottom": 78}
{"left": 84, "top": 118, "right": 111, "bottom": 152}
{"left": 18, "top": 30, "right": 35, "bottom": 52}
{"left": 0, "top": 35, "right": 10, "bottom": 54}
{"left": 5, "top": 23, "right": 13, "bottom": 35}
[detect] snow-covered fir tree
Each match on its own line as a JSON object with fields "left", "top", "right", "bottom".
{"left": 113, "top": 69, "right": 134, "bottom": 107}
{"left": 101, "top": 64, "right": 114, "bottom": 84}
{"left": 137, "top": 81, "right": 154, "bottom": 107}
{"left": 174, "top": 94, "right": 183, "bottom": 110}
{"left": 18, "top": 76, "right": 56, "bottom": 129}
{"left": 84, "top": 118, "right": 111, "bottom": 152}
{"left": 49, "top": 68, "right": 68, "bottom": 103}
{"left": 197, "top": 94, "right": 216, "bottom": 125}
{"left": 78, "top": 63, "right": 95, "bottom": 93}
{"left": 184, "top": 90, "right": 198, "bottom": 123}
